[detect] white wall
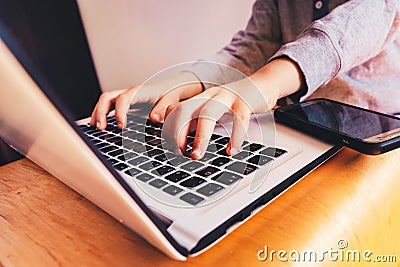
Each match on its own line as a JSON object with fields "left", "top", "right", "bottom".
{"left": 77, "top": 0, "right": 254, "bottom": 92}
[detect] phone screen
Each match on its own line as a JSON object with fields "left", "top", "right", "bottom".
{"left": 284, "top": 100, "right": 400, "bottom": 140}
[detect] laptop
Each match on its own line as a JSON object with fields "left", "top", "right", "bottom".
{"left": 0, "top": 10, "right": 341, "bottom": 261}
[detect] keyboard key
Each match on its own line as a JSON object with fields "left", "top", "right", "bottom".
{"left": 152, "top": 165, "right": 175, "bottom": 176}
{"left": 217, "top": 147, "right": 230, "bottom": 156}
{"left": 197, "top": 183, "right": 224, "bottom": 197}
{"left": 146, "top": 149, "right": 164, "bottom": 158}
{"left": 131, "top": 145, "right": 149, "bottom": 153}
{"left": 180, "top": 193, "right": 204, "bottom": 206}
{"left": 108, "top": 136, "right": 123, "bottom": 145}
{"left": 92, "top": 131, "right": 110, "bottom": 138}
{"left": 90, "top": 139, "right": 103, "bottom": 145}
{"left": 243, "top": 143, "right": 264, "bottom": 152}
{"left": 157, "top": 143, "right": 167, "bottom": 150}
{"left": 139, "top": 161, "right": 162, "bottom": 171}
{"left": 195, "top": 166, "right": 220, "bottom": 178}
{"left": 226, "top": 162, "right": 258, "bottom": 175}
{"left": 206, "top": 143, "right": 223, "bottom": 152}
{"left": 212, "top": 172, "right": 242, "bottom": 185}
{"left": 124, "top": 131, "right": 142, "bottom": 139}
{"left": 198, "top": 153, "right": 216, "bottom": 162}
{"left": 260, "top": 147, "right": 287, "bottom": 158}
{"left": 149, "top": 179, "right": 168, "bottom": 189}
{"left": 214, "top": 136, "right": 230, "bottom": 145}
{"left": 146, "top": 119, "right": 162, "bottom": 129}
{"left": 147, "top": 129, "right": 162, "bottom": 137}
{"left": 106, "top": 126, "right": 121, "bottom": 134}
{"left": 128, "top": 156, "right": 148, "bottom": 165}
{"left": 232, "top": 151, "right": 253, "bottom": 160}
{"left": 99, "top": 145, "right": 119, "bottom": 153}
{"left": 155, "top": 152, "right": 176, "bottom": 162}
{"left": 122, "top": 141, "right": 141, "bottom": 152}
{"left": 108, "top": 149, "right": 126, "bottom": 157}
{"left": 126, "top": 124, "right": 142, "bottom": 131}
{"left": 145, "top": 135, "right": 155, "bottom": 142}
{"left": 247, "top": 155, "right": 273, "bottom": 166}
{"left": 186, "top": 136, "right": 194, "bottom": 145}
{"left": 124, "top": 167, "right": 142, "bottom": 177}
{"left": 180, "top": 177, "right": 206, "bottom": 188}
{"left": 165, "top": 171, "right": 190, "bottom": 183}
{"left": 114, "top": 162, "right": 130, "bottom": 171}
{"left": 181, "top": 161, "right": 204, "bottom": 172}
{"left": 163, "top": 185, "right": 183, "bottom": 196}
{"left": 136, "top": 173, "right": 154, "bottom": 182}
{"left": 210, "top": 134, "right": 223, "bottom": 140}
{"left": 94, "top": 142, "right": 109, "bottom": 149}
{"left": 127, "top": 115, "right": 146, "bottom": 123}
{"left": 183, "top": 148, "right": 192, "bottom": 158}
{"left": 108, "top": 158, "right": 119, "bottom": 165}
{"left": 117, "top": 152, "right": 138, "bottom": 161}
{"left": 210, "top": 157, "right": 231, "bottom": 167}
{"left": 147, "top": 138, "right": 162, "bottom": 146}
{"left": 168, "top": 156, "right": 190, "bottom": 166}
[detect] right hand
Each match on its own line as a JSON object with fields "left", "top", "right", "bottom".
{"left": 89, "top": 72, "right": 203, "bottom": 130}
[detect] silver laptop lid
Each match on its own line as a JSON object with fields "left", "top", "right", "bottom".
{"left": 0, "top": 29, "right": 188, "bottom": 260}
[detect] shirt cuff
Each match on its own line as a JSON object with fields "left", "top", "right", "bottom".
{"left": 269, "top": 26, "right": 342, "bottom": 101}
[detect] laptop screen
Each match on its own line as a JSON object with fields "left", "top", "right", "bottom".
{"left": 0, "top": 0, "right": 101, "bottom": 120}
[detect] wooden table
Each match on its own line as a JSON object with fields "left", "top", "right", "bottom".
{"left": 1, "top": 148, "right": 399, "bottom": 266}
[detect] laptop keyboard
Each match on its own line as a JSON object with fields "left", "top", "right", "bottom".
{"left": 78, "top": 114, "right": 287, "bottom": 207}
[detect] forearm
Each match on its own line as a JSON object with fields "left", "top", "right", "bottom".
{"left": 249, "top": 57, "right": 305, "bottom": 104}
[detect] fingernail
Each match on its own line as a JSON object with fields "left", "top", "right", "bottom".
{"left": 191, "top": 148, "right": 201, "bottom": 158}
{"left": 230, "top": 147, "right": 238, "bottom": 155}
{"left": 152, "top": 113, "right": 160, "bottom": 122}
{"left": 96, "top": 121, "right": 101, "bottom": 129}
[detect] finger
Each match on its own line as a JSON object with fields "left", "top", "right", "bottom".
{"left": 150, "top": 92, "right": 180, "bottom": 122}
{"left": 89, "top": 106, "right": 98, "bottom": 126}
{"left": 90, "top": 89, "right": 125, "bottom": 130}
{"left": 190, "top": 117, "right": 216, "bottom": 160}
{"left": 188, "top": 118, "right": 198, "bottom": 133}
{"left": 163, "top": 105, "right": 194, "bottom": 156}
{"left": 93, "top": 96, "right": 115, "bottom": 130}
{"left": 163, "top": 90, "right": 217, "bottom": 156}
{"left": 114, "top": 92, "right": 133, "bottom": 128}
{"left": 227, "top": 102, "right": 251, "bottom": 155}
{"left": 164, "top": 102, "right": 178, "bottom": 120}
{"left": 191, "top": 93, "right": 234, "bottom": 159}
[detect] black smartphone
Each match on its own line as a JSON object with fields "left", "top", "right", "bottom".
{"left": 274, "top": 98, "right": 400, "bottom": 155}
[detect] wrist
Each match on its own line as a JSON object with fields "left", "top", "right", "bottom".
{"left": 250, "top": 57, "right": 305, "bottom": 100}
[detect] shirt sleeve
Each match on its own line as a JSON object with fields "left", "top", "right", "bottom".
{"left": 187, "top": 0, "right": 283, "bottom": 89}
{"left": 271, "top": 0, "right": 400, "bottom": 100}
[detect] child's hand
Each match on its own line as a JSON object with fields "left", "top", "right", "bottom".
{"left": 89, "top": 72, "right": 203, "bottom": 130}
{"left": 162, "top": 57, "right": 304, "bottom": 159}
{"left": 162, "top": 78, "right": 279, "bottom": 159}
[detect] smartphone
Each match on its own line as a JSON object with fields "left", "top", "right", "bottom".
{"left": 274, "top": 98, "right": 400, "bottom": 155}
